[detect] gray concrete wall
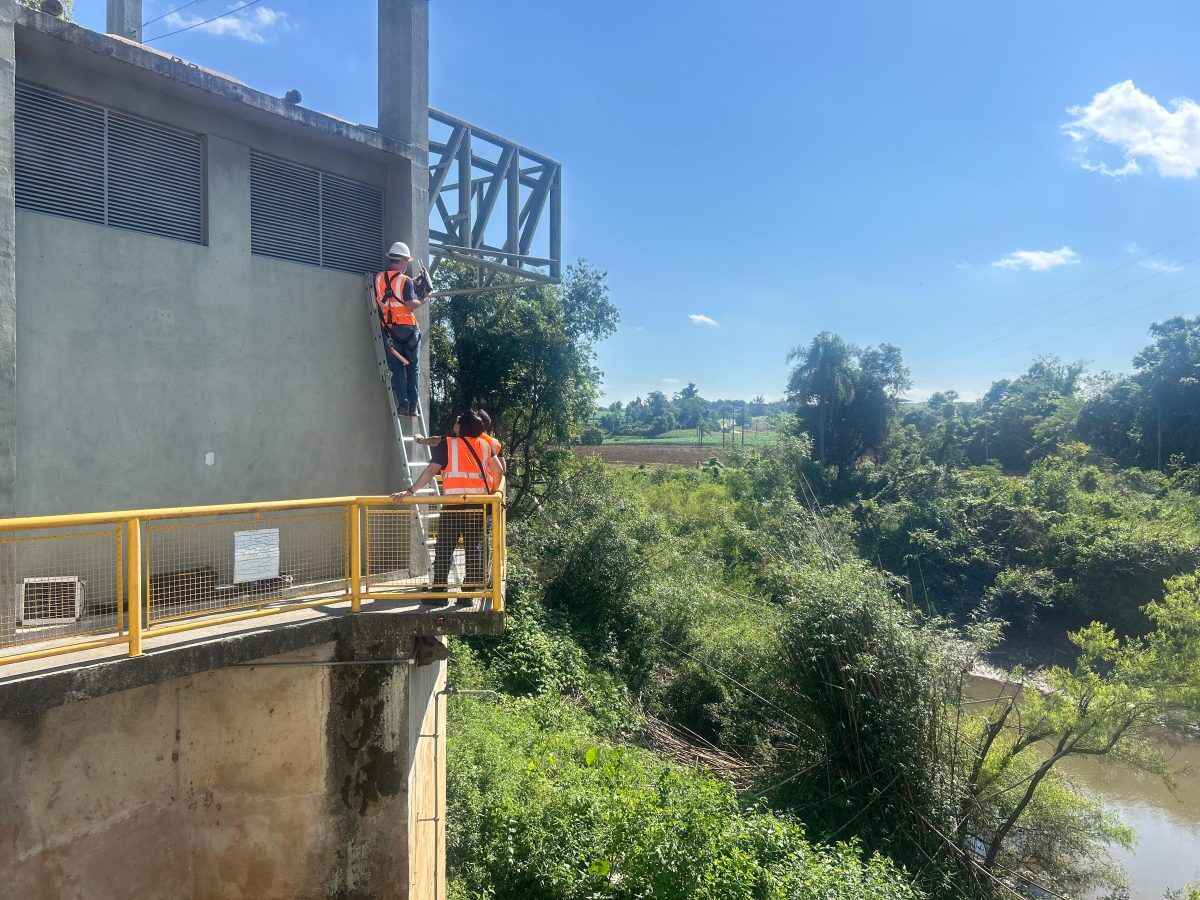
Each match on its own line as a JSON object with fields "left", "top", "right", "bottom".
{"left": 1, "top": 2, "right": 17, "bottom": 518}
{"left": 0, "top": 636, "right": 449, "bottom": 899}
{"left": 11, "top": 34, "right": 406, "bottom": 517}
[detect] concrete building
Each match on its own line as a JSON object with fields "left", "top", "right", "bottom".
{"left": 2, "top": 0, "right": 432, "bottom": 519}
{"left": 0, "top": 1, "right": 555, "bottom": 895}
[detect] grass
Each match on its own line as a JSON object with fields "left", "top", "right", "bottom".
{"left": 605, "top": 428, "right": 779, "bottom": 448}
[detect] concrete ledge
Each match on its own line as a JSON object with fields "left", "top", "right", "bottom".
{"left": 0, "top": 602, "right": 502, "bottom": 719}
{"left": 15, "top": 5, "right": 419, "bottom": 162}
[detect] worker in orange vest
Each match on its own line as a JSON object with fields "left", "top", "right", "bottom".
{"left": 416, "top": 408, "right": 507, "bottom": 480}
{"left": 374, "top": 241, "right": 431, "bottom": 417}
{"left": 394, "top": 410, "right": 503, "bottom": 594}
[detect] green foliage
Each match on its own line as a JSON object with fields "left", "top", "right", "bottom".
{"left": 786, "top": 332, "right": 911, "bottom": 474}
{"left": 854, "top": 440, "right": 1200, "bottom": 628}
{"left": 1077, "top": 315, "right": 1200, "bottom": 469}
{"left": 579, "top": 425, "right": 604, "bottom": 445}
{"left": 429, "top": 260, "right": 618, "bottom": 515}
{"left": 446, "top": 696, "right": 923, "bottom": 900}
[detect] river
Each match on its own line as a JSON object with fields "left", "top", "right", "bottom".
{"left": 966, "top": 675, "right": 1200, "bottom": 898}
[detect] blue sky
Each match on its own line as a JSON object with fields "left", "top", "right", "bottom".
{"left": 76, "top": 0, "right": 1200, "bottom": 403}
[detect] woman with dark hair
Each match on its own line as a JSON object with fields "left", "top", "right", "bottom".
{"left": 393, "top": 410, "right": 502, "bottom": 595}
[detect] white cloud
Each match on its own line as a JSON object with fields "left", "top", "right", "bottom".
{"left": 163, "top": 5, "right": 290, "bottom": 43}
{"left": 1140, "top": 258, "right": 1183, "bottom": 273}
{"left": 688, "top": 313, "right": 719, "bottom": 326}
{"left": 992, "top": 246, "right": 1081, "bottom": 271}
{"left": 953, "top": 260, "right": 971, "bottom": 270}
{"left": 1124, "top": 242, "right": 1141, "bottom": 255}
{"left": 1064, "top": 81, "right": 1200, "bottom": 178}
{"left": 662, "top": 377, "right": 681, "bottom": 385}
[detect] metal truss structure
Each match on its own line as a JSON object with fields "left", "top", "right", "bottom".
{"left": 427, "top": 108, "right": 561, "bottom": 294}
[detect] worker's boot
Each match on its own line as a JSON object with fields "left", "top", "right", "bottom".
{"left": 397, "top": 401, "right": 411, "bottom": 416}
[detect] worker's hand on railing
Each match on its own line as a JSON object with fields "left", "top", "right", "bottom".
{"left": 390, "top": 489, "right": 413, "bottom": 502}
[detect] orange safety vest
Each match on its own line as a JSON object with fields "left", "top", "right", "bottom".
{"left": 374, "top": 271, "right": 417, "bottom": 328}
{"left": 482, "top": 433, "right": 502, "bottom": 456}
{"left": 441, "top": 436, "right": 496, "bottom": 495}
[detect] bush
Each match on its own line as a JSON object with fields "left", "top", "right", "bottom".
{"left": 579, "top": 425, "right": 605, "bottom": 445}
{"left": 447, "top": 696, "right": 923, "bottom": 900}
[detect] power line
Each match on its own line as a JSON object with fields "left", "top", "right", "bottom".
{"left": 144, "top": 0, "right": 267, "bottom": 42}
{"left": 917, "top": 246, "right": 1200, "bottom": 371}
{"left": 910, "top": 227, "right": 1200, "bottom": 362}
{"left": 142, "top": 0, "right": 210, "bottom": 28}
{"left": 922, "top": 282, "right": 1200, "bottom": 382}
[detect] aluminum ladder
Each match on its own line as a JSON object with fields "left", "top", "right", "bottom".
{"left": 364, "top": 279, "right": 439, "bottom": 578}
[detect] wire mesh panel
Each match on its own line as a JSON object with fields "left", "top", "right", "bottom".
{"left": 365, "top": 501, "right": 492, "bottom": 595}
{"left": 0, "top": 524, "right": 123, "bottom": 659}
{"left": 144, "top": 507, "right": 347, "bottom": 626}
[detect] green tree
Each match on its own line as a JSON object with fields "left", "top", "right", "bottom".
{"left": 429, "top": 260, "right": 618, "bottom": 514}
{"left": 1077, "top": 316, "right": 1200, "bottom": 469}
{"left": 786, "top": 333, "right": 910, "bottom": 475}
{"left": 971, "top": 356, "right": 1086, "bottom": 472}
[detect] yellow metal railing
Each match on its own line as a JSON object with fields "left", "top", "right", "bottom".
{"left": 0, "top": 491, "right": 506, "bottom": 667}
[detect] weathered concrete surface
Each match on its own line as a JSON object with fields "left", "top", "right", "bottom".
{"left": 0, "top": 1, "right": 16, "bottom": 519}
{"left": 0, "top": 604, "right": 502, "bottom": 720}
{"left": 10, "top": 37, "right": 401, "bottom": 516}
{"left": 105, "top": 0, "right": 141, "bottom": 43}
{"left": 379, "top": 1, "right": 431, "bottom": 427}
{"left": 17, "top": 6, "right": 417, "bottom": 162}
{"left": 0, "top": 623, "right": 456, "bottom": 898}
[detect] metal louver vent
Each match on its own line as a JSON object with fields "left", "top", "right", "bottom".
{"left": 19, "top": 577, "right": 83, "bottom": 625}
{"left": 14, "top": 82, "right": 105, "bottom": 224}
{"left": 251, "top": 152, "right": 320, "bottom": 265}
{"left": 250, "top": 151, "right": 382, "bottom": 274}
{"left": 107, "top": 111, "right": 204, "bottom": 243}
{"left": 320, "top": 173, "right": 384, "bottom": 274}
{"left": 15, "top": 81, "right": 204, "bottom": 244}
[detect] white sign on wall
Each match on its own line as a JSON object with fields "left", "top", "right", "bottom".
{"left": 233, "top": 529, "right": 280, "bottom": 583}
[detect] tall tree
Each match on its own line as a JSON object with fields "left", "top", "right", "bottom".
{"left": 429, "top": 260, "right": 618, "bottom": 515}
{"left": 786, "top": 333, "right": 910, "bottom": 474}
{"left": 1078, "top": 317, "right": 1200, "bottom": 469}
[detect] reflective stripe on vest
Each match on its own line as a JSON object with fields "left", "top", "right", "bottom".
{"left": 375, "top": 271, "right": 417, "bottom": 327}
{"left": 441, "top": 437, "right": 493, "bottom": 495}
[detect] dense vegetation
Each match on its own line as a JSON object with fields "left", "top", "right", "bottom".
{"left": 433, "top": 264, "right": 1200, "bottom": 898}
{"left": 596, "top": 385, "right": 787, "bottom": 438}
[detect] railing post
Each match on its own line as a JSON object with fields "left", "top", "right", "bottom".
{"left": 350, "top": 502, "right": 362, "bottom": 612}
{"left": 489, "top": 496, "right": 503, "bottom": 612}
{"left": 126, "top": 518, "right": 143, "bottom": 656}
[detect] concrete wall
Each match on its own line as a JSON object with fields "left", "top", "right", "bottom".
{"left": 9, "top": 26, "right": 414, "bottom": 517}
{"left": 0, "top": 635, "right": 449, "bottom": 899}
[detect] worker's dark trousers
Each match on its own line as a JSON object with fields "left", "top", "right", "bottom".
{"left": 432, "top": 508, "right": 486, "bottom": 588}
{"left": 386, "top": 325, "right": 421, "bottom": 412}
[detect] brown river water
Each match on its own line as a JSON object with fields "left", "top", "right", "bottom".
{"left": 966, "top": 675, "right": 1200, "bottom": 898}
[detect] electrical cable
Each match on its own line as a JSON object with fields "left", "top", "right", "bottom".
{"left": 142, "top": 0, "right": 210, "bottom": 28}
{"left": 910, "top": 226, "right": 1200, "bottom": 362}
{"left": 144, "top": 0, "right": 267, "bottom": 42}
{"left": 923, "top": 281, "right": 1200, "bottom": 381}
{"left": 917, "top": 246, "right": 1200, "bottom": 371}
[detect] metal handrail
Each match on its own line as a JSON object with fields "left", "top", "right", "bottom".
{"left": 0, "top": 489, "right": 506, "bottom": 667}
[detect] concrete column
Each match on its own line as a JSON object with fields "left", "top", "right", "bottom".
{"left": 378, "top": 0, "right": 430, "bottom": 417}
{"left": 407, "top": 640, "right": 446, "bottom": 900}
{"left": 0, "top": 0, "right": 16, "bottom": 518}
{"left": 106, "top": 0, "right": 143, "bottom": 43}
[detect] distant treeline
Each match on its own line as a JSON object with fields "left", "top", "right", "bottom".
{"left": 597, "top": 386, "right": 788, "bottom": 437}
{"left": 789, "top": 315, "right": 1200, "bottom": 477}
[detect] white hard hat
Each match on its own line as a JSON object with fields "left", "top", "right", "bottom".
{"left": 386, "top": 241, "right": 411, "bottom": 259}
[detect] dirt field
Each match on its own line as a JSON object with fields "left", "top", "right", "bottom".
{"left": 571, "top": 444, "right": 728, "bottom": 466}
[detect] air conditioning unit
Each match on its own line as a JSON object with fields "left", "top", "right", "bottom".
{"left": 18, "top": 576, "right": 83, "bottom": 626}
